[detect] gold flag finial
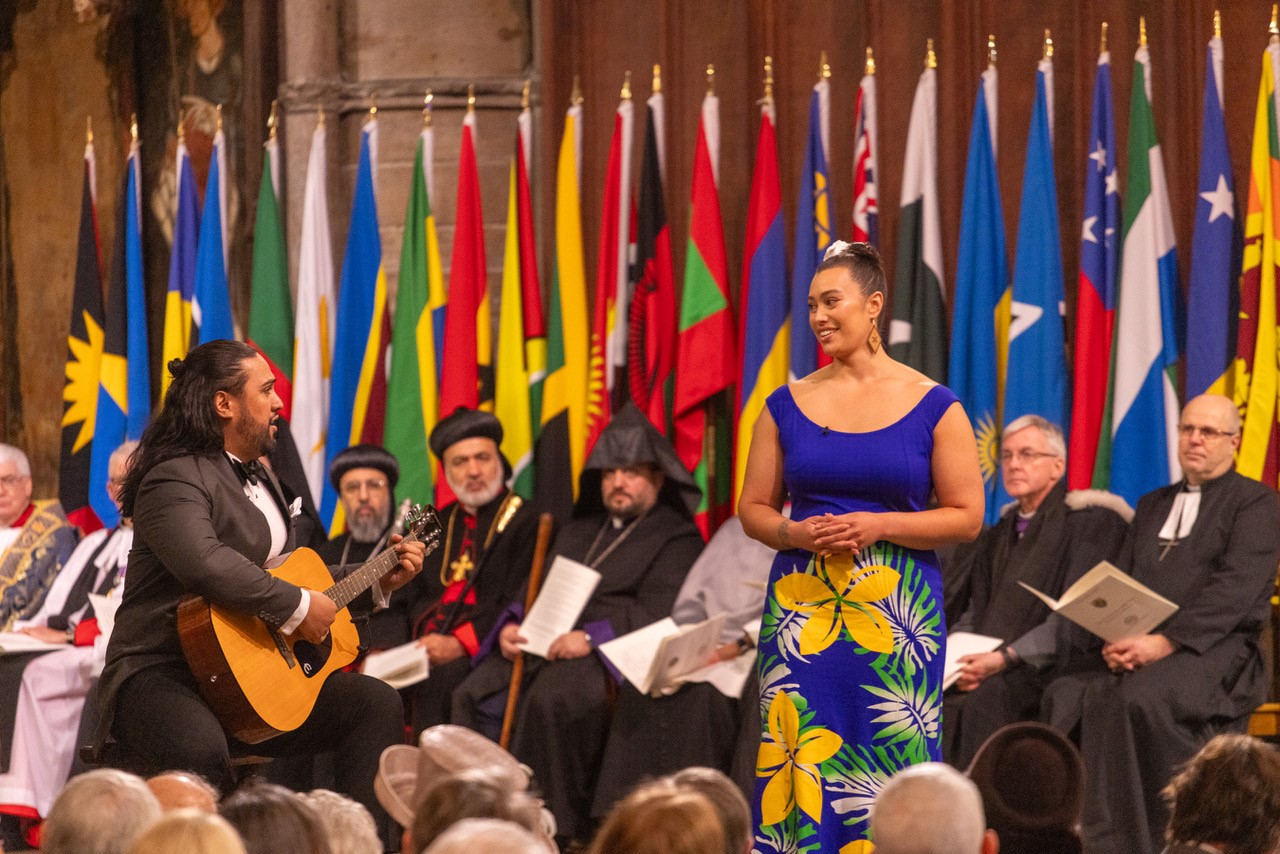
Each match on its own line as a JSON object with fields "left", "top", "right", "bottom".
{"left": 820, "top": 50, "right": 831, "bottom": 79}
{"left": 1101, "top": 21, "right": 1108, "bottom": 53}
{"left": 267, "top": 99, "right": 278, "bottom": 139}
{"left": 926, "top": 38, "right": 937, "bottom": 69}
{"left": 369, "top": 93, "right": 377, "bottom": 119}
{"left": 706, "top": 64, "right": 715, "bottom": 96}
{"left": 423, "top": 89, "right": 433, "bottom": 127}
{"left": 521, "top": 79, "right": 530, "bottom": 110}
{"left": 1213, "top": 9, "right": 1221, "bottom": 39}
{"left": 571, "top": 75, "right": 583, "bottom": 106}
{"left": 86, "top": 115, "right": 94, "bottom": 145}
{"left": 764, "top": 55, "right": 774, "bottom": 102}
{"left": 652, "top": 63, "right": 662, "bottom": 94}
{"left": 215, "top": 104, "right": 222, "bottom": 133}
{"left": 317, "top": 104, "right": 326, "bottom": 128}
{"left": 1044, "top": 29, "right": 1053, "bottom": 59}
{"left": 622, "top": 70, "right": 632, "bottom": 101}
{"left": 1139, "top": 16, "right": 1147, "bottom": 47}
{"left": 177, "top": 108, "right": 185, "bottom": 141}
{"left": 1271, "top": 4, "right": 1278, "bottom": 37}
{"left": 865, "top": 46, "right": 876, "bottom": 75}
{"left": 467, "top": 84, "right": 475, "bottom": 112}
{"left": 988, "top": 34, "right": 997, "bottom": 66}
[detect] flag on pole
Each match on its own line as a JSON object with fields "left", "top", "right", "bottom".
{"left": 1004, "top": 49, "right": 1067, "bottom": 432}
{"left": 91, "top": 130, "right": 150, "bottom": 528}
{"left": 160, "top": 130, "right": 199, "bottom": 401}
{"left": 1187, "top": 31, "right": 1239, "bottom": 400}
{"left": 889, "top": 46, "right": 947, "bottom": 382}
{"left": 587, "top": 82, "right": 634, "bottom": 454}
{"left": 790, "top": 62, "right": 834, "bottom": 380}
{"left": 1068, "top": 43, "right": 1120, "bottom": 491}
{"left": 536, "top": 91, "right": 590, "bottom": 519}
{"left": 193, "top": 123, "right": 235, "bottom": 345}
{"left": 386, "top": 109, "right": 444, "bottom": 508}
{"left": 516, "top": 100, "right": 546, "bottom": 453}
{"left": 734, "top": 64, "right": 789, "bottom": 505}
{"left": 60, "top": 128, "right": 105, "bottom": 533}
{"left": 675, "top": 82, "right": 736, "bottom": 537}
{"left": 1097, "top": 34, "right": 1181, "bottom": 504}
{"left": 852, "top": 50, "right": 879, "bottom": 246}
{"left": 247, "top": 114, "right": 294, "bottom": 419}
{"left": 1234, "top": 40, "right": 1280, "bottom": 484}
{"left": 292, "top": 115, "right": 336, "bottom": 512}
{"left": 950, "top": 57, "right": 1006, "bottom": 524}
{"left": 320, "top": 117, "right": 390, "bottom": 533}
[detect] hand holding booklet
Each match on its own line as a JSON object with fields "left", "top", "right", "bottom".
{"left": 517, "top": 556, "right": 602, "bottom": 659}
{"left": 1018, "top": 560, "right": 1178, "bottom": 643}
{"left": 598, "top": 614, "right": 728, "bottom": 697}
{"left": 941, "top": 632, "right": 1003, "bottom": 690}
{"left": 361, "top": 641, "right": 430, "bottom": 689}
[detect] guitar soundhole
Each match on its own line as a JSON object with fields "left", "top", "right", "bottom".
{"left": 291, "top": 637, "right": 332, "bottom": 678}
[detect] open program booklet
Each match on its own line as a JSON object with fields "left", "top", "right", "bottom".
{"left": 598, "top": 613, "right": 731, "bottom": 697}
{"left": 361, "top": 641, "right": 431, "bottom": 690}
{"left": 1019, "top": 560, "right": 1178, "bottom": 643}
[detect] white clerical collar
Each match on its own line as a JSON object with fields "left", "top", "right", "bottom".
{"left": 1158, "top": 483, "right": 1201, "bottom": 545}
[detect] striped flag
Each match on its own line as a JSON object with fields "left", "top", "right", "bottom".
{"left": 91, "top": 133, "right": 149, "bottom": 528}
{"left": 1235, "top": 41, "right": 1280, "bottom": 484}
{"left": 734, "top": 86, "right": 789, "bottom": 505}
{"left": 320, "top": 118, "right": 390, "bottom": 533}
{"left": 852, "top": 53, "right": 878, "bottom": 246}
{"left": 675, "top": 87, "right": 736, "bottom": 538}
{"left": 1097, "top": 38, "right": 1181, "bottom": 504}
{"left": 536, "top": 96, "right": 590, "bottom": 519}
{"left": 950, "top": 60, "right": 1007, "bottom": 524}
{"left": 1068, "top": 46, "right": 1120, "bottom": 490}
{"left": 247, "top": 123, "right": 294, "bottom": 419}
{"left": 516, "top": 104, "right": 546, "bottom": 452}
{"left": 790, "top": 67, "right": 833, "bottom": 380}
{"left": 1187, "top": 32, "right": 1239, "bottom": 400}
{"left": 292, "top": 117, "right": 336, "bottom": 512}
{"left": 60, "top": 131, "right": 105, "bottom": 533}
{"left": 889, "top": 51, "right": 947, "bottom": 381}
{"left": 160, "top": 133, "right": 199, "bottom": 400}
{"left": 385, "top": 114, "right": 444, "bottom": 508}
{"left": 587, "top": 87, "right": 634, "bottom": 453}
{"left": 193, "top": 125, "right": 234, "bottom": 345}
{"left": 1004, "top": 52, "right": 1067, "bottom": 432}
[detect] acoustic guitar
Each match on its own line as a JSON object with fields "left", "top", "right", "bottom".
{"left": 178, "top": 505, "right": 442, "bottom": 744}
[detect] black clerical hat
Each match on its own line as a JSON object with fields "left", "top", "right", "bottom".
{"left": 328, "top": 444, "right": 399, "bottom": 491}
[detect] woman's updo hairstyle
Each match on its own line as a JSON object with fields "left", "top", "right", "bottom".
{"left": 814, "top": 240, "right": 885, "bottom": 298}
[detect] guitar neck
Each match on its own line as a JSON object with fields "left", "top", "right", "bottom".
{"left": 324, "top": 534, "right": 417, "bottom": 610}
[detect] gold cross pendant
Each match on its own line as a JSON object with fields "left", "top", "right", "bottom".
{"left": 448, "top": 552, "right": 474, "bottom": 584}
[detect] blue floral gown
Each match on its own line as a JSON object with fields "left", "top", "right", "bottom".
{"left": 752, "top": 384, "right": 956, "bottom": 854}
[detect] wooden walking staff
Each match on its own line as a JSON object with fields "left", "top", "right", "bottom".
{"left": 499, "top": 513, "right": 556, "bottom": 750}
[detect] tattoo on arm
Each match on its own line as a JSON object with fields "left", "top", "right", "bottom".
{"left": 777, "top": 519, "right": 792, "bottom": 550}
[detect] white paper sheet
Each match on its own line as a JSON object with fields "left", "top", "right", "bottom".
{"left": 361, "top": 640, "right": 431, "bottom": 689}
{"left": 0, "top": 631, "right": 65, "bottom": 655}
{"left": 598, "top": 618, "right": 679, "bottom": 691}
{"left": 517, "top": 556, "right": 602, "bottom": 659}
{"left": 941, "top": 631, "right": 1003, "bottom": 690}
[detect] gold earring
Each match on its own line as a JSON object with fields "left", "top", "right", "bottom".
{"left": 868, "top": 325, "right": 882, "bottom": 355}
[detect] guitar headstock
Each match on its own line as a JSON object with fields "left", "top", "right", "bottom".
{"left": 404, "top": 504, "right": 444, "bottom": 554}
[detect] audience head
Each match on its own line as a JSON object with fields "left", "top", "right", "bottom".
{"left": 430, "top": 407, "right": 508, "bottom": 512}
{"left": 147, "top": 771, "right": 219, "bottom": 813}
{"left": 421, "top": 818, "right": 547, "bottom": 854}
{"left": 967, "top": 722, "right": 1083, "bottom": 854}
{"left": 809, "top": 241, "right": 886, "bottom": 360}
{"left": 589, "top": 779, "right": 725, "bottom": 854}
{"left": 669, "top": 767, "right": 751, "bottom": 854}
{"left": 411, "top": 767, "right": 546, "bottom": 854}
{"left": 999, "top": 416, "right": 1066, "bottom": 514}
{"left": 109, "top": 440, "right": 140, "bottom": 517}
{"left": 300, "top": 789, "right": 381, "bottom": 854}
{"left": 126, "top": 808, "right": 246, "bottom": 854}
{"left": 1162, "top": 734, "right": 1280, "bottom": 854}
{"left": 0, "top": 442, "right": 33, "bottom": 527}
{"left": 329, "top": 444, "right": 398, "bottom": 543}
{"left": 42, "top": 768, "right": 163, "bottom": 854}
{"left": 219, "top": 781, "right": 331, "bottom": 854}
{"left": 871, "top": 763, "right": 997, "bottom": 854}
{"left": 1178, "top": 394, "right": 1242, "bottom": 485}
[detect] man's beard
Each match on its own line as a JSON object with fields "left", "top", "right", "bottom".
{"left": 348, "top": 506, "right": 391, "bottom": 544}
{"left": 446, "top": 471, "right": 504, "bottom": 511}
{"left": 236, "top": 415, "right": 277, "bottom": 459}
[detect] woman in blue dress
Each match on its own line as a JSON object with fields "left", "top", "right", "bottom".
{"left": 740, "top": 242, "right": 984, "bottom": 853}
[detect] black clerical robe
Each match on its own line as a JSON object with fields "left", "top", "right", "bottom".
{"left": 452, "top": 502, "right": 703, "bottom": 844}
{"left": 944, "top": 483, "right": 1130, "bottom": 766}
{"left": 316, "top": 531, "right": 407, "bottom": 652}
{"left": 1041, "top": 470, "right": 1280, "bottom": 854}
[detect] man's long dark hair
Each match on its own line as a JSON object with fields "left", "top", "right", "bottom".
{"left": 121, "top": 340, "right": 258, "bottom": 517}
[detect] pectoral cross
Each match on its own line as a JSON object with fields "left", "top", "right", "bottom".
{"left": 448, "top": 552, "right": 474, "bottom": 584}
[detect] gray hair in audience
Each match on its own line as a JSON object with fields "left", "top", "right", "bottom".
{"left": 300, "top": 789, "right": 381, "bottom": 854}
{"left": 1003, "top": 415, "right": 1066, "bottom": 459}
{"left": 43, "top": 768, "right": 163, "bottom": 854}
{"left": 421, "top": 819, "right": 547, "bottom": 854}
{"left": 127, "top": 808, "right": 247, "bottom": 854}
{"left": 669, "top": 767, "right": 751, "bottom": 854}
{"left": 0, "top": 444, "right": 30, "bottom": 477}
{"left": 872, "top": 763, "right": 987, "bottom": 854}
{"left": 111, "top": 440, "right": 140, "bottom": 471}
{"left": 220, "top": 781, "right": 331, "bottom": 854}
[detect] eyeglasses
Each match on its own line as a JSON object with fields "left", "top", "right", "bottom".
{"left": 999, "top": 449, "right": 1060, "bottom": 464}
{"left": 341, "top": 477, "right": 388, "bottom": 497}
{"left": 1177, "top": 424, "right": 1236, "bottom": 441}
{"left": 0, "top": 474, "right": 29, "bottom": 491}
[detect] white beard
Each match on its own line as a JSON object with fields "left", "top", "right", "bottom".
{"left": 447, "top": 471, "right": 505, "bottom": 512}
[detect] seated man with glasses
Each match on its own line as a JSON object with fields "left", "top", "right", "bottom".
{"left": 0, "top": 444, "right": 77, "bottom": 633}
{"left": 943, "top": 416, "right": 1131, "bottom": 768}
{"left": 1039, "top": 394, "right": 1280, "bottom": 854}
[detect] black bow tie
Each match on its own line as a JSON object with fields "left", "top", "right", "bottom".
{"left": 230, "top": 457, "right": 267, "bottom": 487}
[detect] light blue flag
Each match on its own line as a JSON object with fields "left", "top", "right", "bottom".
{"left": 193, "top": 131, "right": 235, "bottom": 344}
{"left": 999, "top": 57, "right": 1068, "bottom": 512}
{"left": 949, "top": 66, "right": 1006, "bottom": 523}
{"left": 789, "top": 80, "right": 832, "bottom": 380}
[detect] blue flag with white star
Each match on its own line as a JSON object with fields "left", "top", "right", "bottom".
{"left": 1187, "top": 35, "right": 1239, "bottom": 398}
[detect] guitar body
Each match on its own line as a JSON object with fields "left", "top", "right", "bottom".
{"left": 177, "top": 547, "right": 361, "bottom": 744}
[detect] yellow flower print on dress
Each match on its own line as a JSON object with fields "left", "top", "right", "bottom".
{"left": 773, "top": 552, "right": 900, "bottom": 655}
{"left": 756, "top": 689, "right": 843, "bottom": 825}
{"left": 839, "top": 841, "right": 875, "bottom": 854}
